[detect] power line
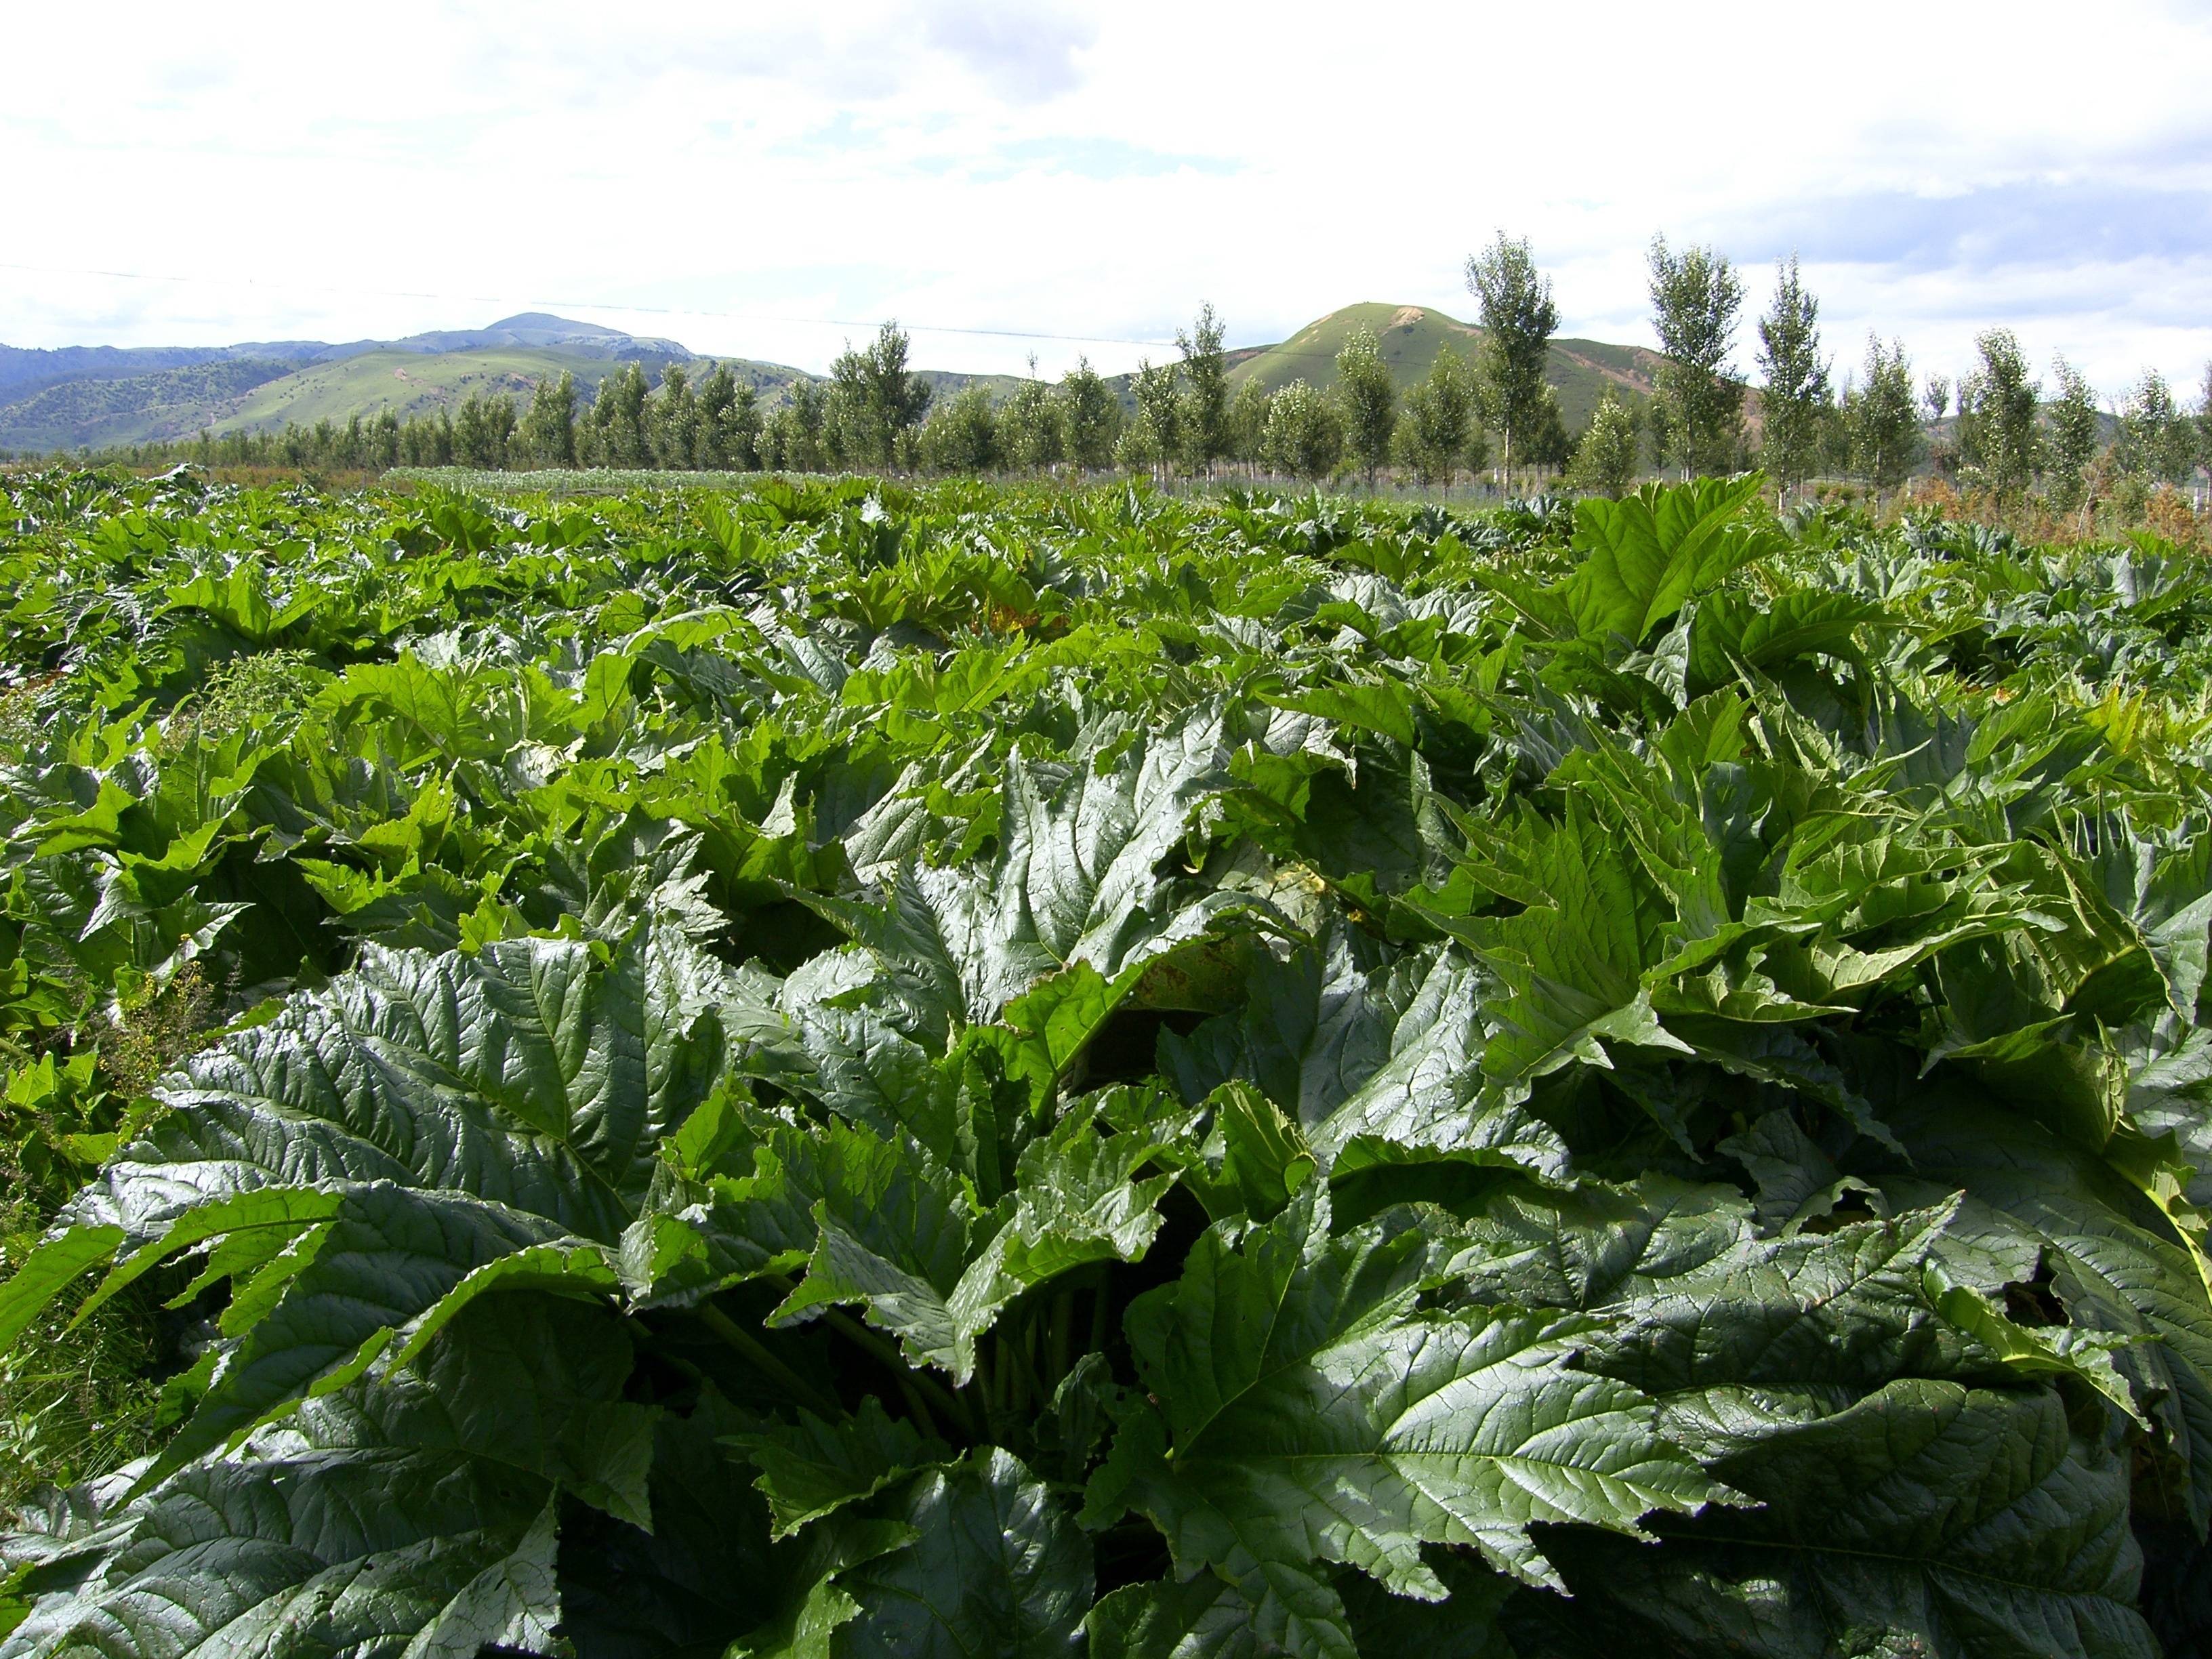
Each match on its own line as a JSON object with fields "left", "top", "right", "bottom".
{"left": 0, "top": 259, "right": 1471, "bottom": 377}
{"left": 0, "top": 259, "right": 1185, "bottom": 352}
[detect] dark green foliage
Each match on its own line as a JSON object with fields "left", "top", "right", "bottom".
{"left": 1465, "top": 234, "right": 1560, "bottom": 482}
{"left": 1000, "top": 373, "right": 1065, "bottom": 474}
{"left": 920, "top": 386, "right": 1000, "bottom": 476}
{"left": 4, "top": 465, "right": 2212, "bottom": 1658}
{"left": 518, "top": 370, "right": 579, "bottom": 469}
{"left": 1334, "top": 328, "right": 1397, "bottom": 489}
{"left": 2049, "top": 358, "right": 2102, "bottom": 514}
{"left": 762, "top": 377, "right": 830, "bottom": 473}
{"left": 1847, "top": 334, "right": 1923, "bottom": 490}
{"left": 1124, "top": 359, "right": 1182, "bottom": 478}
{"left": 1177, "top": 306, "right": 1231, "bottom": 478}
{"left": 1754, "top": 255, "right": 1828, "bottom": 491}
{"left": 1568, "top": 390, "right": 1639, "bottom": 497}
{"left": 649, "top": 365, "right": 699, "bottom": 470}
{"left": 2118, "top": 370, "right": 2198, "bottom": 488}
{"left": 1262, "top": 381, "right": 1345, "bottom": 483}
{"left": 827, "top": 323, "right": 932, "bottom": 469}
{"left": 1647, "top": 237, "right": 1746, "bottom": 475}
{"left": 453, "top": 388, "right": 517, "bottom": 470}
{"left": 588, "top": 362, "right": 653, "bottom": 467}
{"left": 1960, "top": 329, "right": 2044, "bottom": 497}
{"left": 1394, "top": 348, "right": 1479, "bottom": 487}
{"left": 1059, "top": 358, "right": 1122, "bottom": 471}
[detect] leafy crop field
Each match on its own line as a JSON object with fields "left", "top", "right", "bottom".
{"left": 5, "top": 465, "right": 2212, "bottom": 1657}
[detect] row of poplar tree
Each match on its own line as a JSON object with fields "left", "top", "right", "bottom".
{"left": 1650, "top": 239, "right": 2212, "bottom": 510}
{"left": 129, "top": 237, "right": 2212, "bottom": 501}
{"left": 1429, "top": 233, "right": 2212, "bottom": 506}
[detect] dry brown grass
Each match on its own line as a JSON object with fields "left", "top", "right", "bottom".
{"left": 1888, "top": 474, "right": 2208, "bottom": 551}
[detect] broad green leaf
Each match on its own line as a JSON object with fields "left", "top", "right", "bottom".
{"left": 1923, "top": 1262, "right": 2148, "bottom": 1427}
{"left": 1685, "top": 588, "right": 1883, "bottom": 697}
{"left": 1514, "top": 1380, "right": 2157, "bottom": 1659}
{"left": 0, "top": 1227, "right": 125, "bottom": 1353}
{"left": 728, "top": 1519, "right": 915, "bottom": 1659}
{"left": 1716, "top": 1109, "right": 1875, "bottom": 1233}
{"left": 729, "top": 1397, "right": 952, "bottom": 1538}
{"left": 68, "top": 924, "right": 743, "bottom": 1250}
{"left": 615, "top": 1109, "right": 908, "bottom": 1313}
{"left": 1103, "top": 1190, "right": 1731, "bottom": 1597}
{"left": 1435, "top": 1175, "right": 1753, "bottom": 1313}
{"left": 1086, "top": 1553, "right": 1513, "bottom": 1659}
{"left": 1873, "top": 1087, "right": 2212, "bottom": 1530}
{"left": 1266, "top": 682, "right": 1419, "bottom": 750}
{"left": 2087, "top": 830, "right": 2212, "bottom": 1021}
{"left": 1558, "top": 476, "right": 1784, "bottom": 649}
{"left": 0, "top": 1297, "right": 651, "bottom": 1659}
{"left": 941, "top": 1107, "right": 1180, "bottom": 1353}
{"left": 1443, "top": 1179, "right": 2163, "bottom": 1655}
{"left": 1429, "top": 803, "right": 1696, "bottom": 1088}
{"left": 766, "top": 1111, "right": 1172, "bottom": 1382}
{"left": 144, "top": 1184, "right": 595, "bottom": 1476}
{"left": 832, "top": 1450, "right": 1092, "bottom": 1659}
{"left": 805, "top": 714, "right": 1253, "bottom": 1039}
{"left": 1170, "top": 1082, "right": 1317, "bottom": 1224}
{"left": 1570, "top": 1201, "right": 2020, "bottom": 1424}
{"left": 1086, "top": 1567, "right": 1354, "bottom": 1659}
{"left": 1164, "top": 930, "right": 1570, "bottom": 1182}
{"left": 556, "top": 1386, "right": 784, "bottom": 1659}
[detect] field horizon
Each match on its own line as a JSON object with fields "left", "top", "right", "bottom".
{"left": 0, "top": 302, "right": 1669, "bottom": 454}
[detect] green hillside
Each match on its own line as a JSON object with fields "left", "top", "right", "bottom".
{"left": 1227, "top": 302, "right": 1664, "bottom": 430}
{"left": 220, "top": 346, "right": 706, "bottom": 434}
{"left": 0, "top": 359, "right": 295, "bottom": 452}
{"left": 915, "top": 369, "right": 1033, "bottom": 406}
{"left": 0, "top": 339, "right": 821, "bottom": 453}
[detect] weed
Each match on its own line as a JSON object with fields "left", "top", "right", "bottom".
{"left": 160, "top": 651, "right": 322, "bottom": 752}
{"left": 0, "top": 1283, "right": 160, "bottom": 1516}
{"left": 89, "top": 960, "right": 219, "bottom": 1099}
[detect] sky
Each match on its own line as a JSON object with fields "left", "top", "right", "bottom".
{"left": 6, "top": 0, "right": 2210, "bottom": 401}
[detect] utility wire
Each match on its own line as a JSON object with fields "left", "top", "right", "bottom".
{"left": 0, "top": 259, "right": 1483, "bottom": 374}
{"left": 0, "top": 260, "right": 1184, "bottom": 352}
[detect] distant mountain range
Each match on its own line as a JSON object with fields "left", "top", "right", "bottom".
{"left": 0, "top": 313, "right": 687, "bottom": 398}
{"left": 0, "top": 306, "right": 1664, "bottom": 454}
{"left": 0, "top": 314, "right": 708, "bottom": 452}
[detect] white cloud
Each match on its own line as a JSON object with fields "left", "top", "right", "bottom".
{"left": 4, "top": 0, "right": 2207, "bottom": 396}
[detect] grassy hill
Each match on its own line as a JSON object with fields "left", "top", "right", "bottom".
{"left": 220, "top": 346, "right": 691, "bottom": 434}
{"left": 217, "top": 346, "right": 850, "bottom": 436}
{"left": 916, "top": 369, "right": 1034, "bottom": 406}
{"left": 1226, "top": 302, "right": 1664, "bottom": 430}
{"left": 0, "top": 346, "right": 824, "bottom": 452}
{"left": 0, "top": 360, "right": 297, "bottom": 451}
{"left": 0, "top": 315, "right": 736, "bottom": 452}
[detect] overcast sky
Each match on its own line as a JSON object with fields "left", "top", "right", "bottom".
{"left": 7, "top": 0, "right": 2209, "bottom": 399}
